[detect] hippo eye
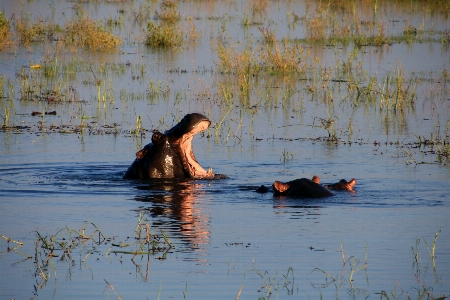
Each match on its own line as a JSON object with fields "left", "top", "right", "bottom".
{"left": 152, "top": 132, "right": 164, "bottom": 143}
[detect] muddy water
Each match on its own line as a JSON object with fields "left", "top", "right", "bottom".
{"left": 1, "top": 0, "right": 450, "bottom": 299}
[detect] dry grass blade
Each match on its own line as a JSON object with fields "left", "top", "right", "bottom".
{"left": 104, "top": 279, "right": 123, "bottom": 300}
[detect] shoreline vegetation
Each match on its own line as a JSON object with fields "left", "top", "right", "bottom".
{"left": 0, "top": 1, "right": 449, "bottom": 298}
{"left": 1, "top": 224, "right": 445, "bottom": 299}
{"left": 0, "top": 1, "right": 449, "bottom": 166}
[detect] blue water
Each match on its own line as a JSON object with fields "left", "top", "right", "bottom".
{"left": 1, "top": 133, "right": 449, "bottom": 299}
{"left": 1, "top": 0, "right": 450, "bottom": 298}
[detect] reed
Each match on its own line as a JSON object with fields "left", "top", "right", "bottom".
{"left": 16, "top": 14, "right": 49, "bottom": 45}
{"left": 145, "top": 21, "right": 183, "bottom": 47}
{"left": 64, "top": 15, "right": 121, "bottom": 51}
{"left": 423, "top": 227, "right": 441, "bottom": 269}
{"left": 215, "top": 37, "right": 257, "bottom": 94}
{"left": 254, "top": 266, "right": 294, "bottom": 298}
{"left": 259, "top": 40, "right": 310, "bottom": 75}
{"left": 155, "top": 0, "right": 180, "bottom": 24}
{"left": 258, "top": 26, "right": 276, "bottom": 44}
{"left": 0, "top": 12, "right": 12, "bottom": 50}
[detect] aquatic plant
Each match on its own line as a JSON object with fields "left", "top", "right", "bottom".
{"left": 145, "top": 21, "right": 183, "bottom": 47}
{"left": 64, "top": 15, "right": 121, "bottom": 51}
{"left": 215, "top": 37, "right": 257, "bottom": 94}
{"left": 16, "top": 14, "right": 53, "bottom": 46}
{"left": 254, "top": 266, "right": 294, "bottom": 299}
{"left": 310, "top": 234, "right": 446, "bottom": 299}
{"left": 0, "top": 12, "right": 12, "bottom": 50}
{"left": 1, "top": 214, "right": 172, "bottom": 295}
{"left": 111, "top": 211, "right": 172, "bottom": 257}
{"left": 131, "top": 2, "right": 154, "bottom": 24}
{"left": 259, "top": 40, "right": 310, "bottom": 75}
{"left": 258, "top": 26, "right": 276, "bottom": 44}
{"left": 155, "top": 0, "right": 180, "bottom": 24}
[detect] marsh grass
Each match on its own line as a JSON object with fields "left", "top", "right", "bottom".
{"left": 145, "top": 21, "right": 183, "bottom": 47}
{"left": 1, "top": 214, "right": 172, "bottom": 294}
{"left": 132, "top": 2, "right": 154, "bottom": 24}
{"left": 14, "top": 10, "right": 120, "bottom": 51}
{"left": 258, "top": 26, "right": 276, "bottom": 44}
{"left": 259, "top": 40, "right": 310, "bottom": 75}
{"left": 0, "top": 76, "right": 14, "bottom": 126}
{"left": 0, "top": 12, "right": 12, "bottom": 50}
{"left": 311, "top": 243, "right": 368, "bottom": 295}
{"left": 215, "top": 38, "right": 258, "bottom": 94}
{"left": 155, "top": 0, "right": 180, "bottom": 24}
{"left": 254, "top": 266, "right": 294, "bottom": 299}
{"left": 111, "top": 211, "right": 172, "bottom": 258}
{"left": 64, "top": 16, "right": 121, "bottom": 51}
{"left": 311, "top": 236, "right": 446, "bottom": 299}
{"left": 16, "top": 14, "right": 54, "bottom": 45}
{"left": 298, "top": 0, "right": 448, "bottom": 47}
{"left": 1, "top": 222, "right": 109, "bottom": 290}
{"left": 214, "top": 36, "right": 310, "bottom": 96}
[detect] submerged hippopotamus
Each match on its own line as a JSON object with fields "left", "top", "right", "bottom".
{"left": 272, "top": 176, "right": 356, "bottom": 198}
{"left": 324, "top": 178, "right": 357, "bottom": 191}
{"left": 123, "top": 113, "right": 215, "bottom": 179}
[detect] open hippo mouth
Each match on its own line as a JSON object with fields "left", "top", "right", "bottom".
{"left": 123, "top": 113, "right": 217, "bottom": 180}
{"left": 169, "top": 113, "right": 214, "bottom": 178}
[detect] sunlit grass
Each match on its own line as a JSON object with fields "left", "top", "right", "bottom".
{"left": 14, "top": 9, "right": 120, "bottom": 51}
{"left": 145, "top": 21, "right": 183, "bottom": 47}
{"left": 16, "top": 15, "right": 55, "bottom": 46}
{"left": 64, "top": 15, "right": 121, "bottom": 51}
{"left": 259, "top": 39, "right": 310, "bottom": 75}
{"left": 0, "top": 12, "right": 12, "bottom": 50}
{"left": 155, "top": 0, "right": 180, "bottom": 24}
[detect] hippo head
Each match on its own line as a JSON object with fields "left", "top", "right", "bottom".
{"left": 165, "top": 113, "right": 213, "bottom": 178}
{"left": 124, "top": 113, "right": 215, "bottom": 179}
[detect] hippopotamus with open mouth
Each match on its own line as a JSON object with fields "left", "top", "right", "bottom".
{"left": 272, "top": 176, "right": 356, "bottom": 198}
{"left": 123, "top": 113, "right": 216, "bottom": 179}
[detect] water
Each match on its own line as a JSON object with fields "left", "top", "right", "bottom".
{"left": 1, "top": 0, "right": 450, "bottom": 299}
{"left": 1, "top": 133, "right": 449, "bottom": 299}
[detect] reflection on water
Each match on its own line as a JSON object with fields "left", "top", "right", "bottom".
{"left": 133, "top": 179, "right": 211, "bottom": 251}
{"left": 0, "top": 154, "right": 449, "bottom": 299}
{"left": 1, "top": 0, "right": 450, "bottom": 298}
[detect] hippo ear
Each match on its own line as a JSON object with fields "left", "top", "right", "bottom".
{"left": 151, "top": 132, "right": 164, "bottom": 144}
{"left": 136, "top": 148, "right": 147, "bottom": 159}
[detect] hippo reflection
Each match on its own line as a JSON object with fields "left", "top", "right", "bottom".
{"left": 271, "top": 176, "right": 356, "bottom": 198}
{"left": 124, "top": 113, "right": 215, "bottom": 180}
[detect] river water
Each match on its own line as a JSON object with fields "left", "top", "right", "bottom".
{"left": 1, "top": 0, "right": 449, "bottom": 299}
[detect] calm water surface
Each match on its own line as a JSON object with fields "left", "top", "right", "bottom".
{"left": 1, "top": 0, "right": 450, "bottom": 299}
{"left": 1, "top": 134, "right": 449, "bottom": 299}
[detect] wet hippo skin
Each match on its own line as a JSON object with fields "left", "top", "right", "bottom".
{"left": 272, "top": 176, "right": 356, "bottom": 198}
{"left": 124, "top": 113, "right": 215, "bottom": 179}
